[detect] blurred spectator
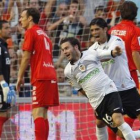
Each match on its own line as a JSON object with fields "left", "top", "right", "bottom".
{"left": 83, "top": 0, "right": 104, "bottom": 24}
{"left": 130, "top": 0, "right": 140, "bottom": 23}
{"left": 48, "top": 0, "right": 87, "bottom": 57}
{"left": 55, "top": 64, "right": 72, "bottom": 96}
{"left": 106, "top": 0, "right": 124, "bottom": 24}
{"left": 28, "top": 0, "right": 56, "bottom": 31}
{"left": 9, "top": 47, "right": 18, "bottom": 83}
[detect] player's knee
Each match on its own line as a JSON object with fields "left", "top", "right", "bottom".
{"left": 112, "top": 113, "right": 124, "bottom": 127}
{"left": 32, "top": 107, "right": 45, "bottom": 120}
{"left": 96, "top": 119, "right": 106, "bottom": 128}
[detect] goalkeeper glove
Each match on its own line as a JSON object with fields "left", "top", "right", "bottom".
{"left": 7, "top": 86, "right": 16, "bottom": 106}
{"left": 0, "top": 80, "right": 10, "bottom": 103}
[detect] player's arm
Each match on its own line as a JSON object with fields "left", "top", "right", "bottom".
{"left": 96, "top": 46, "right": 122, "bottom": 60}
{"left": 132, "top": 51, "right": 140, "bottom": 73}
{"left": 16, "top": 51, "right": 31, "bottom": 92}
{"left": 44, "top": 0, "right": 56, "bottom": 18}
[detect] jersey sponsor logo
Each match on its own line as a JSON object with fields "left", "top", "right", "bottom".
{"left": 6, "top": 58, "right": 10, "bottom": 65}
{"left": 102, "top": 59, "right": 115, "bottom": 68}
{"left": 79, "top": 68, "right": 100, "bottom": 84}
{"left": 138, "top": 36, "right": 140, "bottom": 46}
{"left": 43, "top": 62, "right": 54, "bottom": 68}
{"left": 116, "top": 38, "right": 121, "bottom": 41}
{"left": 136, "top": 108, "right": 140, "bottom": 111}
{"left": 111, "top": 30, "right": 126, "bottom": 36}
{"left": 113, "top": 107, "right": 120, "bottom": 111}
{"left": 79, "top": 64, "right": 86, "bottom": 72}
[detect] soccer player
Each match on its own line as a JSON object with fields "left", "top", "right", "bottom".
{"left": 16, "top": 8, "right": 59, "bottom": 140}
{"left": 108, "top": 1, "right": 140, "bottom": 139}
{"left": 109, "top": 1, "right": 140, "bottom": 89}
{"left": 89, "top": 17, "right": 140, "bottom": 140}
{"left": 61, "top": 37, "right": 137, "bottom": 140}
{"left": 0, "top": 20, "right": 16, "bottom": 138}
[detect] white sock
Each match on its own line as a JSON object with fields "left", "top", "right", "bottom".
{"left": 118, "top": 122, "right": 136, "bottom": 140}
{"left": 96, "top": 126, "right": 108, "bottom": 140}
{"left": 133, "top": 130, "right": 140, "bottom": 138}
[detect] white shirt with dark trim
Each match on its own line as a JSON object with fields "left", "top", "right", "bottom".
{"left": 89, "top": 35, "right": 136, "bottom": 91}
{"left": 64, "top": 49, "right": 118, "bottom": 109}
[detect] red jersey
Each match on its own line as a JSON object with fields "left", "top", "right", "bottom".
{"left": 109, "top": 20, "right": 140, "bottom": 71}
{"left": 22, "top": 25, "right": 57, "bottom": 84}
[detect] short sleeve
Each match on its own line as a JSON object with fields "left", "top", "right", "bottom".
{"left": 131, "top": 31, "right": 140, "bottom": 51}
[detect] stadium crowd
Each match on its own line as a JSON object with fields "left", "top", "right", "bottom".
{"left": 0, "top": 0, "right": 140, "bottom": 97}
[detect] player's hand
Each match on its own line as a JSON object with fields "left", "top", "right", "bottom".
{"left": 0, "top": 80, "right": 10, "bottom": 103}
{"left": 7, "top": 86, "right": 16, "bottom": 106}
{"left": 16, "top": 78, "right": 24, "bottom": 93}
{"left": 112, "top": 46, "right": 122, "bottom": 57}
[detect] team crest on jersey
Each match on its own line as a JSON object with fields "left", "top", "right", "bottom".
{"left": 79, "top": 64, "right": 86, "bottom": 72}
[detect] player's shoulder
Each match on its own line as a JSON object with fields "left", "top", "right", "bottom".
{"left": 109, "top": 35, "right": 123, "bottom": 42}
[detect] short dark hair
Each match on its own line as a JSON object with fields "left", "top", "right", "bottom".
{"left": 120, "top": 1, "right": 138, "bottom": 21}
{"left": 69, "top": 0, "right": 80, "bottom": 10}
{"left": 23, "top": 8, "right": 40, "bottom": 24}
{"left": 94, "top": 6, "right": 106, "bottom": 14}
{"left": 0, "top": 20, "right": 8, "bottom": 30}
{"left": 60, "top": 37, "right": 81, "bottom": 51}
{"left": 90, "top": 18, "right": 108, "bottom": 29}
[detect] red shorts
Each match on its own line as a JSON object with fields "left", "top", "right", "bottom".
{"left": 32, "top": 80, "right": 59, "bottom": 109}
{"left": 130, "top": 70, "right": 139, "bottom": 89}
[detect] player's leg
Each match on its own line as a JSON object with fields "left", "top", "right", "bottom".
{"left": 96, "top": 119, "right": 108, "bottom": 140}
{"left": 43, "top": 107, "right": 49, "bottom": 139}
{"left": 0, "top": 112, "right": 9, "bottom": 137}
{"left": 0, "top": 91, "right": 11, "bottom": 138}
{"left": 32, "top": 107, "right": 47, "bottom": 140}
{"left": 112, "top": 112, "right": 135, "bottom": 140}
{"left": 32, "top": 80, "right": 59, "bottom": 140}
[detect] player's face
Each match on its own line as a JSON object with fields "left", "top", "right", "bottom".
{"left": 19, "top": 10, "right": 30, "bottom": 30}
{"left": 90, "top": 25, "right": 107, "bottom": 44}
{"left": 0, "top": 23, "right": 11, "bottom": 40}
{"left": 61, "top": 41, "right": 78, "bottom": 62}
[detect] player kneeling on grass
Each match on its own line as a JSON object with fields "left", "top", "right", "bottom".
{"left": 0, "top": 20, "right": 16, "bottom": 138}
{"left": 60, "top": 37, "right": 139, "bottom": 140}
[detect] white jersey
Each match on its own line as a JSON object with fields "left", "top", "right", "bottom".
{"left": 89, "top": 35, "right": 135, "bottom": 91}
{"left": 64, "top": 49, "right": 117, "bottom": 109}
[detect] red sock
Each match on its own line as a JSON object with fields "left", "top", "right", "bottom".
{"left": 0, "top": 117, "right": 8, "bottom": 137}
{"left": 34, "top": 117, "right": 46, "bottom": 140}
{"left": 44, "top": 119, "right": 49, "bottom": 139}
{"left": 117, "top": 116, "right": 135, "bottom": 140}
{"left": 108, "top": 127, "right": 117, "bottom": 140}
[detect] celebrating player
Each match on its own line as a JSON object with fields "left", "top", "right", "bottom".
{"left": 60, "top": 37, "right": 137, "bottom": 140}
{"left": 89, "top": 17, "right": 140, "bottom": 140}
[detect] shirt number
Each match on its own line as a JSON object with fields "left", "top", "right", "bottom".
{"left": 44, "top": 37, "right": 50, "bottom": 53}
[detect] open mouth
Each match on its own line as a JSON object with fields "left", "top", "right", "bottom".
{"left": 94, "top": 35, "right": 100, "bottom": 39}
